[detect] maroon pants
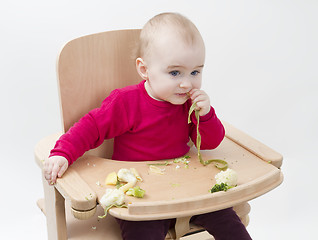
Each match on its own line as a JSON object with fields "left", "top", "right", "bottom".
{"left": 116, "top": 208, "right": 252, "bottom": 240}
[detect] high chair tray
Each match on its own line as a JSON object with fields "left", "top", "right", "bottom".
{"left": 35, "top": 122, "right": 283, "bottom": 221}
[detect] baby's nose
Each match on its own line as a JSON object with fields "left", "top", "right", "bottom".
{"left": 179, "top": 78, "right": 192, "bottom": 89}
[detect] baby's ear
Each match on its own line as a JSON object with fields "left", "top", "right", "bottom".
{"left": 136, "top": 58, "right": 148, "bottom": 80}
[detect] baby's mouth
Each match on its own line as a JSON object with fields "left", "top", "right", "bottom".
{"left": 176, "top": 93, "right": 188, "bottom": 97}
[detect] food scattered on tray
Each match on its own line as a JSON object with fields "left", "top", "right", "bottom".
{"left": 99, "top": 168, "right": 145, "bottom": 218}
{"left": 210, "top": 168, "right": 238, "bottom": 193}
{"left": 149, "top": 165, "right": 166, "bottom": 175}
{"left": 173, "top": 155, "right": 191, "bottom": 168}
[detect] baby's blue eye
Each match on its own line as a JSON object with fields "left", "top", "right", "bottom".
{"left": 169, "top": 70, "right": 180, "bottom": 77}
{"left": 191, "top": 70, "right": 200, "bottom": 76}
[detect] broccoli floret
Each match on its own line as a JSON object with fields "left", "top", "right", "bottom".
{"left": 126, "top": 186, "right": 145, "bottom": 198}
{"left": 210, "top": 183, "right": 232, "bottom": 193}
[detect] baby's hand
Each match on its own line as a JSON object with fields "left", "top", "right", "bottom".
{"left": 43, "top": 156, "right": 68, "bottom": 185}
{"left": 189, "top": 89, "right": 211, "bottom": 116}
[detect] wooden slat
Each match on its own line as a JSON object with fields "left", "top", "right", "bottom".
{"left": 222, "top": 121, "right": 283, "bottom": 168}
{"left": 57, "top": 29, "right": 142, "bottom": 134}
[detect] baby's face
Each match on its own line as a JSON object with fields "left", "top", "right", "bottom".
{"left": 143, "top": 30, "right": 205, "bottom": 105}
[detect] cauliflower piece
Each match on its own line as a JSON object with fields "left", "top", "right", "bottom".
{"left": 99, "top": 188, "right": 125, "bottom": 209}
{"left": 117, "top": 168, "right": 137, "bottom": 184}
{"left": 99, "top": 168, "right": 143, "bottom": 215}
{"left": 215, "top": 168, "right": 238, "bottom": 187}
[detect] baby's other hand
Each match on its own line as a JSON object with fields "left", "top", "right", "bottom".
{"left": 189, "top": 89, "right": 211, "bottom": 116}
{"left": 43, "top": 156, "right": 68, "bottom": 185}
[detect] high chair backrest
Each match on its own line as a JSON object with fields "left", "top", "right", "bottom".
{"left": 57, "top": 29, "right": 142, "bottom": 158}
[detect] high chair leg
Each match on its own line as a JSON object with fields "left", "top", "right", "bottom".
{"left": 175, "top": 216, "right": 191, "bottom": 239}
{"left": 42, "top": 174, "right": 67, "bottom": 240}
{"left": 167, "top": 216, "right": 192, "bottom": 240}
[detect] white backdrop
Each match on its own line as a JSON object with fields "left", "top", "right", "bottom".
{"left": 1, "top": 0, "right": 317, "bottom": 239}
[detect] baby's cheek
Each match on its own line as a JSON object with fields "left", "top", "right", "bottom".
{"left": 193, "top": 80, "right": 202, "bottom": 89}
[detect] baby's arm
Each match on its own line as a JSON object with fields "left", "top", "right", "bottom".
{"left": 44, "top": 90, "right": 130, "bottom": 184}
{"left": 189, "top": 89, "right": 211, "bottom": 116}
{"left": 43, "top": 156, "right": 68, "bottom": 184}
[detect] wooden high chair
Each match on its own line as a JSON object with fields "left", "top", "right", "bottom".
{"left": 35, "top": 29, "right": 283, "bottom": 240}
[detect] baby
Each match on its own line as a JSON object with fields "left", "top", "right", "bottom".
{"left": 44, "top": 12, "right": 251, "bottom": 240}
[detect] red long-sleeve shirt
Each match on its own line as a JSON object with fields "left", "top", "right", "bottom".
{"left": 50, "top": 80, "right": 225, "bottom": 165}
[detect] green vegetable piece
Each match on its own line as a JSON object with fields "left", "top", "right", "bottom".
{"left": 116, "top": 179, "right": 124, "bottom": 189}
{"left": 173, "top": 155, "right": 190, "bottom": 163}
{"left": 210, "top": 183, "right": 233, "bottom": 193}
{"left": 126, "top": 186, "right": 145, "bottom": 198}
{"left": 188, "top": 102, "right": 204, "bottom": 164}
{"left": 170, "top": 183, "right": 180, "bottom": 187}
{"left": 98, "top": 204, "right": 128, "bottom": 219}
{"left": 202, "top": 159, "right": 228, "bottom": 170}
{"left": 188, "top": 102, "right": 197, "bottom": 124}
{"left": 174, "top": 155, "right": 191, "bottom": 168}
{"left": 147, "top": 161, "right": 172, "bottom": 166}
{"left": 188, "top": 102, "right": 229, "bottom": 169}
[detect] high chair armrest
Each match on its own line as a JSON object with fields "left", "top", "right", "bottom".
{"left": 34, "top": 132, "right": 63, "bottom": 168}
{"left": 55, "top": 167, "right": 97, "bottom": 216}
{"left": 35, "top": 133, "right": 97, "bottom": 219}
{"left": 222, "top": 121, "right": 283, "bottom": 168}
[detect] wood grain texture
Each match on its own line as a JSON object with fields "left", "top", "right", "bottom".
{"left": 35, "top": 131, "right": 283, "bottom": 221}
{"left": 222, "top": 121, "right": 283, "bottom": 168}
{"left": 68, "top": 137, "right": 282, "bottom": 220}
{"left": 57, "top": 29, "right": 142, "bottom": 135}
{"left": 42, "top": 174, "right": 67, "bottom": 240}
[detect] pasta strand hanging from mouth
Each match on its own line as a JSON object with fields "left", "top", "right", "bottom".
{"left": 188, "top": 102, "right": 228, "bottom": 169}
{"left": 188, "top": 102, "right": 203, "bottom": 164}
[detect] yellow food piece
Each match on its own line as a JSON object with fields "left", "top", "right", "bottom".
{"left": 149, "top": 165, "right": 165, "bottom": 175}
{"left": 119, "top": 181, "right": 136, "bottom": 193}
{"left": 130, "top": 168, "right": 143, "bottom": 181}
{"left": 105, "top": 171, "right": 117, "bottom": 185}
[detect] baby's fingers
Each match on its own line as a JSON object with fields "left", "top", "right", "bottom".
{"left": 50, "top": 163, "right": 65, "bottom": 184}
{"left": 189, "top": 89, "right": 201, "bottom": 100}
{"left": 57, "top": 162, "right": 68, "bottom": 178}
{"left": 43, "top": 156, "right": 69, "bottom": 184}
{"left": 50, "top": 164, "right": 59, "bottom": 184}
{"left": 43, "top": 160, "right": 53, "bottom": 182}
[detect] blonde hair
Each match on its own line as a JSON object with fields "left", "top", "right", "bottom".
{"left": 136, "top": 12, "right": 203, "bottom": 58}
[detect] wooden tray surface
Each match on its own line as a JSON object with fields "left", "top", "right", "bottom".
{"left": 69, "top": 136, "right": 283, "bottom": 220}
